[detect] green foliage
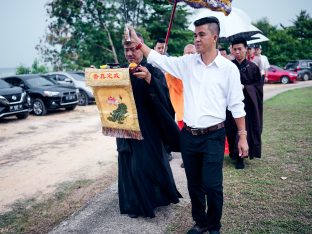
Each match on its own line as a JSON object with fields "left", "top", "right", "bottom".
{"left": 16, "top": 60, "right": 49, "bottom": 75}
{"left": 16, "top": 65, "right": 31, "bottom": 75}
{"left": 254, "top": 10, "right": 312, "bottom": 67}
{"left": 38, "top": 0, "right": 192, "bottom": 69}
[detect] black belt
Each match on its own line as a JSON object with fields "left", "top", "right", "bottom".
{"left": 184, "top": 122, "right": 225, "bottom": 136}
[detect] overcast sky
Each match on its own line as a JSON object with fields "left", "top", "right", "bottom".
{"left": 0, "top": 0, "right": 311, "bottom": 68}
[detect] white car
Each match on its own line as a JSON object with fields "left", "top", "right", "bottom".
{"left": 45, "top": 72, "right": 94, "bottom": 105}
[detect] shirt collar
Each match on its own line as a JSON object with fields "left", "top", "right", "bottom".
{"left": 196, "top": 51, "right": 224, "bottom": 68}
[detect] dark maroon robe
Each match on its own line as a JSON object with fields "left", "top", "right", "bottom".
{"left": 226, "top": 59, "right": 263, "bottom": 159}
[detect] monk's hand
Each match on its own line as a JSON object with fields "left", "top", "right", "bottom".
{"left": 133, "top": 66, "right": 151, "bottom": 84}
{"left": 237, "top": 134, "right": 249, "bottom": 158}
{"left": 127, "top": 26, "right": 141, "bottom": 44}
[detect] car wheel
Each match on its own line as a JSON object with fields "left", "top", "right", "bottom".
{"left": 32, "top": 98, "right": 47, "bottom": 116}
{"left": 280, "top": 76, "right": 289, "bottom": 84}
{"left": 65, "top": 105, "right": 77, "bottom": 111}
{"left": 302, "top": 73, "right": 309, "bottom": 81}
{"left": 78, "top": 91, "right": 88, "bottom": 106}
{"left": 16, "top": 112, "right": 29, "bottom": 119}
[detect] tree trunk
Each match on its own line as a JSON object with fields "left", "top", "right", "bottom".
{"left": 104, "top": 25, "right": 119, "bottom": 64}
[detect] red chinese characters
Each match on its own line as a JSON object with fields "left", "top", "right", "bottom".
{"left": 92, "top": 72, "right": 121, "bottom": 80}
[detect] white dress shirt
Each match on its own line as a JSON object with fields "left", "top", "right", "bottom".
{"left": 260, "top": 54, "right": 270, "bottom": 76}
{"left": 147, "top": 49, "right": 246, "bottom": 128}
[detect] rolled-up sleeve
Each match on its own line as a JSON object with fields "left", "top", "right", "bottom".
{"left": 227, "top": 66, "right": 246, "bottom": 118}
{"left": 147, "top": 50, "right": 184, "bottom": 80}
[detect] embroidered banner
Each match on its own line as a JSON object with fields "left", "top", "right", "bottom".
{"left": 168, "top": 0, "right": 232, "bottom": 15}
{"left": 85, "top": 68, "right": 143, "bottom": 140}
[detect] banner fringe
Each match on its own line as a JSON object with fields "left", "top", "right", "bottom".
{"left": 102, "top": 127, "right": 143, "bottom": 140}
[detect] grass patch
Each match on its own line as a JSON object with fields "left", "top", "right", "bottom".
{"left": 0, "top": 165, "right": 117, "bottom": 234}
{"left": 167, "top": 87, "right": 312, "bottom": 233}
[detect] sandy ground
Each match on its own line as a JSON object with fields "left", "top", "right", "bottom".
{"left": 0, "top": 81, "right": 311, "bottom": 213}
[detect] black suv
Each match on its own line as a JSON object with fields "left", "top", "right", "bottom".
{"left": 2, "top": 74, "right": 79, "bottom": 116}
{"left": 0, "top": 79, "right": 31, "bottom": 119}
{"left": 284, "top": 60, "right": 312, "bottom": 81}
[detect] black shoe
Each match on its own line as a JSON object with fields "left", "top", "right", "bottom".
{"left": 187, "top": 224, "right": 209, "bottom": 234}
{"left": 209, "top": 231, "right": 220, "bottom": 234}
{"left": 235, "top": 159, "right": 245, "bottom": 169}
{"left": 168, "top": 153, "right": 173, "bottom": 161}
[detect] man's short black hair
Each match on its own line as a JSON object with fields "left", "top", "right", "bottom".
{"left": 154, "top": 38, "right": 165, "bottom": 46}
{"left": 231, "top": 37, "right": 247, "bottom": 48}
{"left": 194, "top": 16, "right": 220, "bottom": 36}
{"left": 219, "top": 47, "right": 226, "bottom": 52}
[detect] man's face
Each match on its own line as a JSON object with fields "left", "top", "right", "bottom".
{"left": 220, "top": 50, "right": 227, "bottom": 57}
{"left": 255, "top": 48, "right": 261, "bottom": 56}
{"left": 183, "top": 45, "right": 196, "bottom": 55}
{"left": 124, "top": 42, "right": 143, "bottom": 64}
{"left": 194, "top": 24, "right": 216, "bottom": 54}
{"left": 247, "top": 47, "right": 255, "bottom": 56}
{"left": 232, "top": 43, "right": 247, "bottom": 61}
{"left": 154, "top": 42, "right": 165, "bottom": 55}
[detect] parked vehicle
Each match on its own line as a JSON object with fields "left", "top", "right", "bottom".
{"left": 2, "top": 74, "right": 79, "bottom": 116}
{"left": 0, "top": 79, "right": 31, "bottom": 119}
{"left": 284, "top": 60, "right": 312, "bottom": 81}
{"left": 44, "top": 72, "right": 94, "bottom": 106}
{"left": 267, "top": 65, "right": 297, "bottom": 84}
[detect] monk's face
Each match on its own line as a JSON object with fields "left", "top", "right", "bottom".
{"left": 124, "top": 42, "right": 143, "bottom": 64}
{"left": 232, "top": 43, "right": 247, "bottom": 62}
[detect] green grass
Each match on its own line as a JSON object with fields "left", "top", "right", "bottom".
{"left": 167, "top": 87, "right": 312, "bottom": 234}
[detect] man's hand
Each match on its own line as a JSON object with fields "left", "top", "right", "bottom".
{"left": 125, "top": 26, "right": 141, "bottom": 44}
{"left": 133, "top": 66, "right": 152, "bottom": 84}
{"left": 237, "top": 135, "right": 249, "bottom": 158}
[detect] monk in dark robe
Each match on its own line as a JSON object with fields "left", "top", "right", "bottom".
{"left": 117, "top": 34, "right": 182, "bottom": 218}
{"left": 225, "top": 37, "right": 263, "bottom": 169}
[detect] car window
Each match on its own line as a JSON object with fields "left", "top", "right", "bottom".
{"left": 300, "top": 61, "right": 308, "bottom": 68}
{"left": 284, "top": 62, "right": 298, "bottom": 70}
{"left": 26, "top": 77, "right": 56, "bottom": 87}
{"left": 57, "top": 75, "right": 68, "bottom": 81}
{"left": 46, "top": 75, "right": 56, "bottom": 80}
{"left": 69, "top": 72, "right": 85, "bottom": 81}
{"left": 0, "top": 79, "right": 11, "bottom": 89}
{"left": 5, "top": 77, "right": 23, "bottom": 87}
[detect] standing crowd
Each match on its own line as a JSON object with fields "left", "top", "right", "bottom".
{"left": 110, "top": 16, "right": 268, "bottom": 234}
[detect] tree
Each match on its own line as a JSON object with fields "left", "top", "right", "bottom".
{"left": 142, "top": 0, "right": 193, "bottom": 55}
{"left": 254, "top": 11, "right": 312, "bottom": 67}
{"left": 16, "top": 65, "right": 31, "bottom": 75}
{"left": 38, "top": 0, "right": 193, "bottom": 70}
{"left": 16, "top": 60, "right": 49, "bottom": 75}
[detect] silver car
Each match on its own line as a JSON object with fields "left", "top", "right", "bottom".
{"left": 45, "top": 72, "right": 95, "bottom": 105}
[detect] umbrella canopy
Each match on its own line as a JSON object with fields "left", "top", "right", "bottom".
{"left": 188, "top": 7, "right": 261, "bottom": 41}
{"left": 247, "top": 33, "right": 269, "bottom": 45}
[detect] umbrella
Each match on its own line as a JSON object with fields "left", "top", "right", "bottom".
{"left": 164, "top": 0, "right": 233, "bottom": 51}
{"left": 188, "top": 7, "right": 261, "bottom": 42}
{"left": 247, "top": 33, "right": 269, "bottom": 45}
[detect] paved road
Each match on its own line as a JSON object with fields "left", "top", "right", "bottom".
{"left": 49, "top": 81, "right": 312, "bottom": 234}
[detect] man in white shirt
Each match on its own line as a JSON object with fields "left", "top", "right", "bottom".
{"left": 127, "top": 17, "right": 248, "bottom": 234}
{"left": 255, "top": 44, "right": 270, "bottom": 83}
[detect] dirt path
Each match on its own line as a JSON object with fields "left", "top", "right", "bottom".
{"left": 0, "top": 80, "right": 311, "bottom": 213}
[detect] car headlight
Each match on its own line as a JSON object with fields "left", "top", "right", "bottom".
{"left": 43, "top": 91, "right": 60, "bottom": 97}
{"left": 289, "top": 73, "right": 296, "bottom": 76}
{"left": 0, "top": 95, "right": 10, "bottom": 106}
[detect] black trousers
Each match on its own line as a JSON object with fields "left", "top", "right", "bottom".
{"left": 181, "top": 127, "right": 225, "bottom": 231}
